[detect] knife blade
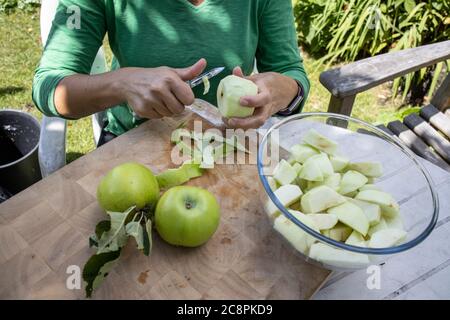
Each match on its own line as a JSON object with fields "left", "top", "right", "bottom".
{"left": 187, "top": 66, "right": 225, "bottom": 88}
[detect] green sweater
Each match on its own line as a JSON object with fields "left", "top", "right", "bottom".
{"left": 33, "top": 0, "right": 309, "bottom": 136}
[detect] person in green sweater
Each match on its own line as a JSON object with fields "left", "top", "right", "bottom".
{"left": 32, "top": 0, "right": 309, "bottom": 145}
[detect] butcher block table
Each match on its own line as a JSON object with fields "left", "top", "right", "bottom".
{"left": 0, "top": 111, "right": 331, "bottom": 300}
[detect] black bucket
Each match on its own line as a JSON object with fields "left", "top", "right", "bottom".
{"left": 0, "top": 110, "right": 42, "bottom": 198}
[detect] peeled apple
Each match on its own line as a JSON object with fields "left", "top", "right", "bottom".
{"left": 301, "top": 185, "right": 346, "bottom": 213}
{"left": 303, "top": 129, "right": 338, "bottom": 155}
{"left": 327, "top": 202, "right": 369, "bottom": 236}
{"left": 266, "top": 184, "right": 303, "bottom": 219}
{"left": 273, "top": 159, "right": 297, "bottom": 186}
{"left": 217, "top": 75, "right": 258, "bottom": 118}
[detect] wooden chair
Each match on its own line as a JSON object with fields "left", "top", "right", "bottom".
{"left": 319, "top": 40, "right": 450, "bottom": 172}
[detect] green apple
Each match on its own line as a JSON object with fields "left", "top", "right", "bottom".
{"left": 97, "top": 162, "right": 160, "bottom": 212}
{"left": 328, "top": 202, "right": 369, "bottom": 236}
{"left": 303, "top": 129, "right": 338, "bottom": 155}
{"left": 368, "top": 229, "right": 407, "bottom": 248}
{"left": 348, "top": 162, "right": 383, "bottom": 178}
{"left": 308, "top": 243, "right": 370, "bottom": 268}
{"left": 301, "top": 185, "right": 346, "bottom": 213}
{"left": 307, "top": 213, "right": 338, "bottom": 230}
{"left": 289, "top": 144, "right": 319, "bottom": 164}
{"left": 345, "top": 230, "right": 367, "bottom": 247}
{"left": 308, "top": 153, "right": 334, "bottom": 177}
{"left": 217, "top": 75, "right": 258, "bottom": 118}
{"left": 266, "top": 184, "right": 303, "bottom": 219}
{"left": 155, "top": 186, "right": 220, "bottom": 247}
{"left": 339, "top": 170, "right": 368, "bottom": 195}
{"left": 347, "top": 198, "right": 381, "bottom": 226}
{"left": 273, "top": 159, "right": 297, "bottom": 186}
{"left": 355, "top": 190, "right": 400, "bottom": 218}
{"left": 328, "top": 223, "right": 353, "bottom": 241}
{"left": 299, "top": 159, "right": 323, "bottom": 182}
{"left": 329, "top": 155, "right": 349, "bottom": 172}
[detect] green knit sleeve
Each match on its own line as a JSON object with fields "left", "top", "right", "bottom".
{"left": 256, "top": 0, "right": 310, "bottom": 110}
{"left": 32, "top": 0, "right": 107, "bottom": 117}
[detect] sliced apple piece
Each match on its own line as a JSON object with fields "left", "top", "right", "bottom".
{"left": 292, "top": 162, "right": 303, "bottom": 175}
{"left": 303, "top": 129, "right": 338, "bottom": 155}
{"left": 348, "top": 162, "right": 383, "bottom": 178}
{"left": 273, "top": 159, "right": 297, "bottom": 186}
{"left": 267, "top": 176, "right": 278, "bottom": 191}
{"left": 330, "top": 155, "right": 349, "bottom": 172}
{"left": 308, "top": 173, "right": 341, "bottom": 191}
{"left": 328, "top": 223, "right": 353, "bottom": 241}
{"left": 307, "top": 213, "right": 338, "bottom": 230}
{"left": 347, "top": 198, "right": 381, "bottom": 226}
{"left": 300, "top": 185, "right": 346, "bottom": 213}
{"left": 217, "top": 75, "right": 258, "bottom": 118}
{"left": 359, "top": 184, "right": 381, "bottom": 192}
{"left": 339, "top": 170, "right": 368, "bottom": 195}
{"left": 368, "top": 218, "right": 387, "bottom": 237}
{"left": 355, "top": 190, "right": 399, "bottom": 218}
{"left": 298, "top": 159, "right": 323, "bottom": 182}
{"left": 345, "top": 230, "right": 367, "bottom": 247}
{"left": 328, "top": 202, "right": 369, "bottom": 236}
{"left": 308, "top": 243, "right": 370, "bottom": 268}
{"left": 308, "top": 153, "right": 334, "bottom": 177}
{"left": 265, "top": 184, "right": 303, "bottom": 219}
{"left": 368, "top": 229, "right": 407, "bottom": 248}
{"left": 386, "top": 215, "right": 405, "bottom": 230}
{"left": 289, "top": 144, "right": 319, "bottom": 164}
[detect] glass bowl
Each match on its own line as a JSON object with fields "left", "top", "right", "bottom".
{"left": 257, "top": 112, "right": 439, "bottom": 271}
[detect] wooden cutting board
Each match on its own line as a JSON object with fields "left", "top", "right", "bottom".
{"left": 0, "top": 111, "right": 331, "bottom": 299}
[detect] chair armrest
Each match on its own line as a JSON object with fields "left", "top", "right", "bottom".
{"left": 320, "top": 40, "right": 450, "bottom": 98}
{"left": 38, "top": 116, "right": 67, "bottom": 177}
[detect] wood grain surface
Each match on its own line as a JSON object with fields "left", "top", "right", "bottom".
{"left": 0, "top": 111, "right": 331, "bottom": 300}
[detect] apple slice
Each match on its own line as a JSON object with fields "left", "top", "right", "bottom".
{"left": 339, "top": 170, "right": 368, "bottom": 195}
{"left": 292, "top": 162, "right": 303, "bottom": 175}
{"left": 303, "top": 129, "right": 338, "bottom": 155}
{"left": 298, "top": 159, "right": 323, "bottom": 182}
{"left": 355, "top": 190, "right": 400, "bottom": 218}
{"left": 217, "top": 75, "right": 258, "bottom": 118}
{"left": 328, "top": 223, "right": 353, "bottom": 241}
{"left": 329, "top": 155, "right": 349, "bottom": 172}
{"left": 308, "top": 173, "right": 341, "bottom": 191}
{"left": 307, "top": 213, "right": 338, "bottom": 230}
{"left": 348, "top": 162, "right": 383, "bottom": 178}
{"left": 347, "top": 198, "right": 381, "bottom": 226}
{"left": 386, "top": 215, "right": 405, "bottom": 230}
{"left": 308, "top": 153, "right": 334, "bottom": 177}
{"left": 328, "top": 202, "right": 370, "bottom": 236}
{"left": 359, "top": 184, "right": 381, "bottom": 192}
{"left": 345, "top": 230, "right": 367, "bottom": 247}
{"left": 273, "top": 159, "right": 297, "bottom": 186}
{"left": 368, "top": 218, "right": 387, "bottom": 237}
{"left": 368, "top": 229, "right": 407, "bottom": 248}
{"left": 265, "top": 184, "right": 303, "bottom": 219}
{"left": 289, "top": 144, "right": 319, "bottom": 164}
{"left": 274, "top": 210, "right": 318, "bottom": 254}
{"left": 267, "top": 176, "right": 279, "bottom": 191}
{"left": 308, "top": 243, "right": 370, "bottom": 268}
{"left": 300, "top": 185, "right": 346, "bottom": 213}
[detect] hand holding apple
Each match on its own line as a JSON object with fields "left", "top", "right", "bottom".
{"left": 224, "top": 67, "right": 299, "bottom": 129}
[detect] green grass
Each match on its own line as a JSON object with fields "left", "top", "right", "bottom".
{"left": 0, "top": 11, "right": 407, "bottom": 162}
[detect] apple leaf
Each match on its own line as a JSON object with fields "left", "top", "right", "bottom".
{"left": 97, "top": 206, "right": 135, "bottom": 254}
{"left": 89, "top": 220, "right": 111, "bottom": 248}
{"left": 125, "top": 221, "right": 144, "bottom": 250}
{"left": 83, "top": 249, "right": 121, "bottom": 298}
{"left": 142, "top": 217, "right": 152, "bottom": 256}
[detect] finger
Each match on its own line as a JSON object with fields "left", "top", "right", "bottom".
{"left": 172, "top": 58, "right": 207, "bottom": 81}
{"left": 146, "top": 108, "right": 163, "bottom": 119}
{"left": 232, "top": 66, "right": 244, "bottom": 78}
{"left": 240, "top": 91, "right": 271, "bottom": 108}
{"left": 161, "top": 90, "right": 185, "bottom": 114}
{"left": 226, "top": 108, "right": 268, "bottom": 130}
{"left": 171, "top": 79, "right": 195, "bottom": 106}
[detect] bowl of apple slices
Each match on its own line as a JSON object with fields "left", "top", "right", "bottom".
{"left": 258, "top": 112, "right": 439, "bottom": 270}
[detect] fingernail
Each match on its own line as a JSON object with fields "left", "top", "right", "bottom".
{"left": 240, "top": 99, "right": 248, "bottom": 106}
{"left": 228, "top": 119, "right": 235, "bottom": 126}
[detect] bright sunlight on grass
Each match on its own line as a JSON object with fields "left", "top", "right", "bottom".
{"left": 0, "top": 10, "right": 405, "bottom": 162}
